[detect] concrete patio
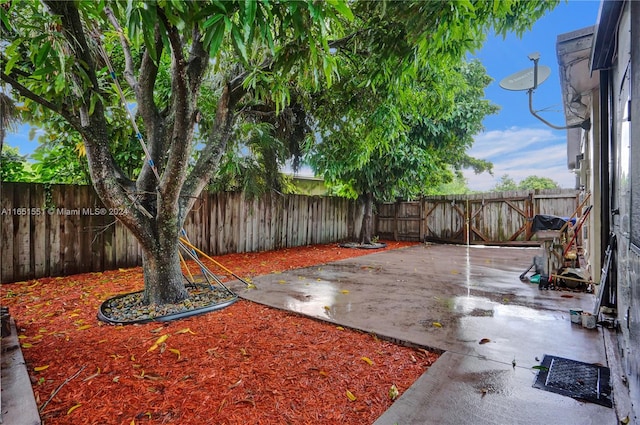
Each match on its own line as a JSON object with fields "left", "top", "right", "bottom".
{"left": 228, "top": 243, "right": 628, "bottom": 424}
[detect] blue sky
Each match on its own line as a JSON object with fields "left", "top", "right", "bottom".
{"left": 4, "top": 1, "right": 601, "bottom": 192}
{"left": 463, "top": 0, "right": 601, "bottom": 191}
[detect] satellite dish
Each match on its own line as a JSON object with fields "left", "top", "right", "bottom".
{"left": 499, "top": 65, "right": 551, "bottom": 91}
{"left": 499, "top": 54, "right": 590, "bottom": 131}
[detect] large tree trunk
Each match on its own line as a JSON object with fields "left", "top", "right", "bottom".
{"left": 141, "top": 240, "right": 189, "bottom": 305}
{"left": 359, "top": 192, "right": 374, "bottom": 244}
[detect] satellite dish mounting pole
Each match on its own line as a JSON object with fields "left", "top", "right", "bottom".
{"left": 531, "top": 54, "right": 539, "bottom": 90}
{"left": 526, "top": 54, "right": 587, "bottom": 130}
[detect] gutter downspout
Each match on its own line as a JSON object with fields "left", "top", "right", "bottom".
{"left": 599, "top": 69, "right": 611, "bottom": 259}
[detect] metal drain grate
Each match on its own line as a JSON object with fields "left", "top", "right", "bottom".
{"left": 533, "top": 355, "right": 612, "bottom": 407}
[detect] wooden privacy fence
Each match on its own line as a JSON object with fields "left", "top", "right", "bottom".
{"left": 376, "top": 189, "right": 580, "bottom": 245}
{"left": 0, "top": 182, "right": 363, "bottom": 283}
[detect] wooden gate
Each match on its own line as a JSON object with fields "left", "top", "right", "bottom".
{"left": 376, "top": 190, "right": 579, "bottom": 246}
{"left": 376, "top": 201, "right": 423, "bottom": 241}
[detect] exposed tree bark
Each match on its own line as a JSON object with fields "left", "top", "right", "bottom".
{"left": 358, "top": 192, "right": 374, "bottom": 244}
{"left": 141, "top": 232, "right": 188, "bottom": 305}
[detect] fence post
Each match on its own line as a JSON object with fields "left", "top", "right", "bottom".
{"left": 393, "top": 200, "right": 399, "bottom": 241}
{"left": 465, "top": 197, "right": 470, "bottom": 246}
{"left": 420, "top": 199, "right": 425, "bottom": 243}
{"left": 525, "top": 192, "right": 534, "bottom": 241}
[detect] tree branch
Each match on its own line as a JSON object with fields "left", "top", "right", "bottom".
{"left": 39, "top": 366, "right": 86, "bottom": 413}
{"left": 0, "top": 72, "right": 78, "bottom": 126}
{"left": 103, "top": 3, "right": 165, "bottom": 202}
{"left": 152, "top": 8, "right": 197, "bottom": 229}
{"left": 104, "top": 7, "right": 137, "bottom": 90}
{"left": 186, "top": 27, "right": 208, "bottom": 97}
{"left": 134, "top": 27, "right": 164, "bottom": 200}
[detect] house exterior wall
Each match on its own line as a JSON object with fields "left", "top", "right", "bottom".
{"left": 616, "top": 2, "right": 640, "bottom": 416}
{"left": 561, "top": 1, "right": 640, "bottom": 419}
{"left": 593, "top": 1, "right": 640, "bottom": 419}
{"left": 289, "top": 176, "right": 329, "bottom": 196}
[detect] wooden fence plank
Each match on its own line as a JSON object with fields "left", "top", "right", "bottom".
{"left": 213, "top": 193, "right": 223, "bottom": 255}
{"left": 334, "top": 198, "right": 340, "bottom": 241}
{"left": 48, "top": 185, "right": 62, "bottom": 276}
{"left": 273, "top": 193, "right": 283, "bottom": 250}
{"left": 295, "top": 194, "right": 303, "bottom": 246}
{"left": 317, "top": 197, "right": 324, "bottom": 244}
{"left": 309, "top": 197, "right": 318, "bottom": 244}
{"left": 77, "top": 184, "right": 92, "bottom": 272}
{"left": 287, "top": 196, "right": 295, "bottom": 248}
{"left": 279, "top": 195, "right": 287, "bottom": 248}
{"left": 0, "top": 183, "right": 15, "bottom": 282}
{"left": 298, "top": 195, "right": 307, "bottom": 246}
{"left": 14, "top": 183, "right": 32, "bottom": 279}
{"left": 259, "top": 195, "right": 267, "bottom": 251}
{"left": 326, "top": 198, "right": 332, "bottom": 242}
{"left": 265, "top": 193, "right": 275, "bottom": 250}
{"left": 323, "top": 197, "right": 330, "bottom": 243}
{"left": 243, "top": 195, "right": 250, "bottom": 251}
{"left": 227, "top": 192, "right": 240, "bottom": 254}
{"left": 114, "top": 221, "right": 128, "bottom": 268}
{"left": 251, "top": 197, "right": 259, "bottom": 251}
{"left": 87, "top": 194, "right": 102, "bottom": 272}
{"left": 247, "top": 195, "right": 255, "bottom": 252}
{"left": 31, "top": 184, "right": 46, "bottom": 277}
{"left": 287, "top": 195, "right": 295, "bottom": 247}
{"left": 102, "top": 215, "right": 115, "bottom": 271}
{"left": 210, "top": 193, "right": 219, "bottom": 255}
{"left": 247, "top": 196, "right": 256, "bottom": 252}
{"left": 221, "top": 192, "right": 231, "bottom": 254}
{"left": 340, "top": 198, "right": 347, "bottom": 240}
{"left": 58, "top": 185, "right": 71, "bottom": 275}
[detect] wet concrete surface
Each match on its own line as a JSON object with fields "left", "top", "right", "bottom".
{"left": 227, "top": 243, "right": 618, "bottom": 424}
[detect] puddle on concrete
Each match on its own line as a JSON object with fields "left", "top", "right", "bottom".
{"left": 453, "top": 295, "right": 559, "bottom": 323}
{"left": 493, "top": 303, "right": 559, "bottom": 322}
{"left": 441, "top": 246, "right": 530, "bottom": 297}
{"left": 453, "top": 295, "right": 496, "bottom": 315}
{"left": 284, "top": 280, "right": 352, "bottom": 319}
{"left": 463, "top": 369, "right": 517, "bottom": 397}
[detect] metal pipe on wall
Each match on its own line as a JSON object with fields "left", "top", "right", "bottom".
{"left": 599, "top": 69, "right": 611, "bottom": 260}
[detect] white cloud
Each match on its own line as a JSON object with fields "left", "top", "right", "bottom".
{"left": 464, "top": 126, "right": 577, "bottom": 191}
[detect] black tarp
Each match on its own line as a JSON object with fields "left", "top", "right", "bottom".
{"left": 531, "top": 214, "right": 575, "bottom": 232}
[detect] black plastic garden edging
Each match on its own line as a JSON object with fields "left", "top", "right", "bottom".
{"left": 97, "top": 290, "right": 238, "bottom": 325}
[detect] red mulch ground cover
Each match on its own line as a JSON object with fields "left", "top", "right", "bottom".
{"left": 2, "top": 241, "right": 438, "bottom": 425}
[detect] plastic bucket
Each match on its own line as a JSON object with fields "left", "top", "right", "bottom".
{"left": 569, "top": 309, "right": 583, "bottom": 324}
{"left": 581, "top": 312, "right": 597, "bottom": 329}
